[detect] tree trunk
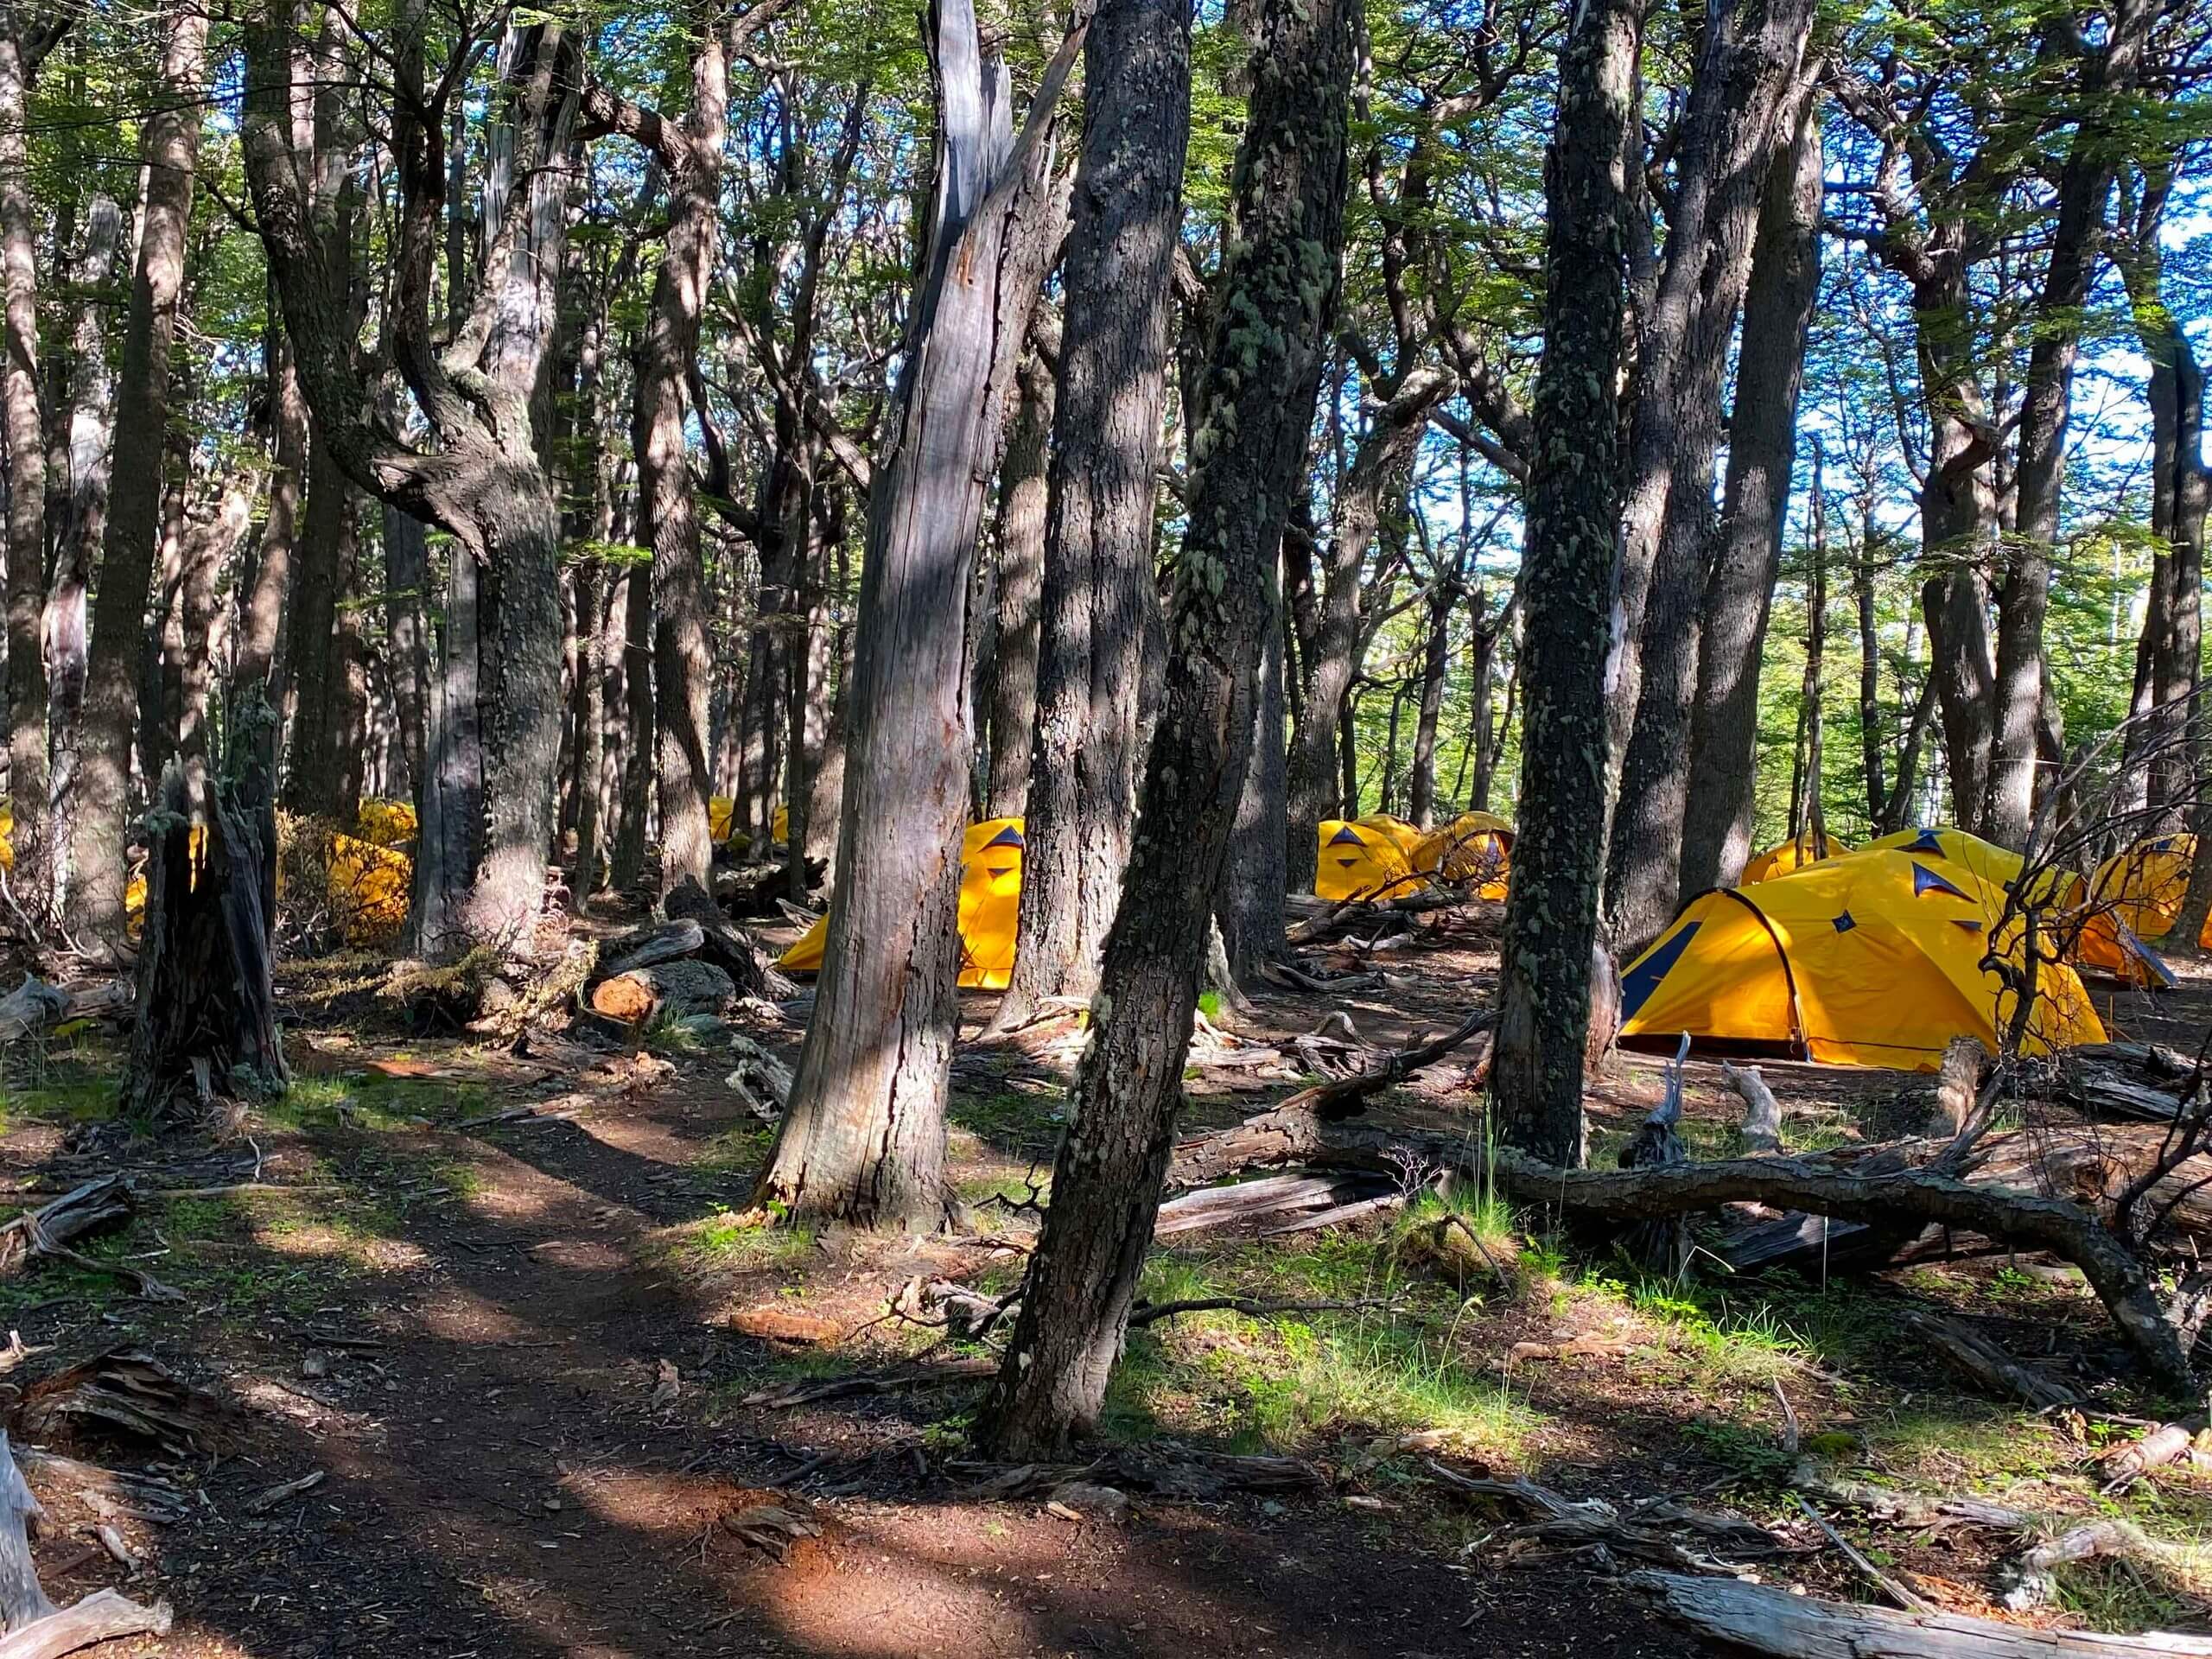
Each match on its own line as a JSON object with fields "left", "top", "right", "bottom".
{"left": 1221, "top": 540, "right": 1289, "bottom": 980}
{"left": 235, "top": 297, "right": 306, "bottom": 752}
{"left": 383, "top": 501, "right": 429, "bottom": 803}
{"left": 632, "top": 29, "right": 727, "bottom": 906}
{"left": 995, "top": 3, "right": 1190, "bottom": 1028}
{"left": 1407, "top": 566, "right": 1459, "bottom": 829}
{"left": 1855, "top": 510, "right": 1886, "bottom": 827}
{"left": 282, "top": 438, "right": 353, "bottom": 816}
{"left": 1283, "top": 370, "right": 1451, "bottom": 889}
{"left": 985, "top": 349, "right": 1052, "bottom": 819}
{"left": 1491, "top": 0, "right": 1640, "bottom": 1166}
{"left": 1676, "top": 81, "right": 1821, "bottom": 894}
{"left": 785, "top": 479, "right": 833, "bottom": 898}
{"left": 1603, "top": 0, "right": 1815, "bottom": 947}
{"left": 67, "top": 6, "right": 205, "bottom": 957}
{"left": 43, "top": 193, "right": 118, "bottom": 907}
{"left": 1988, "top": 0, "right": 2152, "bottom": 850}
{"left": 0, "top": 14, "right": 54, "bottom": 896}
{"left": 567, "top": 558, "right": 601, "bottom": 900}
{"left": 971, "top": 0, "right": 1351, "bottom": 1458}
{"left": 756, "top": 5, "right": 1076, "bottom": 1229}
{"left": 1602, "top": 0, "right": 1817, "bottom": 804}
{"left": 610, "top": 566, "right": 652, "bottom": 893}
{"left": 1798, "top": 445, "right": 1828, "bottom": 843}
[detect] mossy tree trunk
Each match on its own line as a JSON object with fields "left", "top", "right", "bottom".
{"left": 972, "top": 0, "right": 1352, "bottom": 1458}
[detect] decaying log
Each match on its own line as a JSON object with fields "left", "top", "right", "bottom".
{"left": 1276, "top": 1007, "right": 1494, "bottom": 1122}
{"left": 17, "top": 1349, "right": 232, "bottom": 1456}
{"left": 1632, "top": 1567, "right": 2212, "bottom": 1658}
{"left": 0, "top": 1433, "right": 168, "bottom": 1657}
{"left": 124, "top": 761, "right": 288, "bottom": 1119}
{"left": 724, "top": 1035, "right": 794, "bottom": 1121}
{"left": 1154, "top": 1172, "right": 1390, "bottom": 1237}
{"left": 1901, "top": 1310, "right": 2081, "bottom": 1409}
{"left": 1618, "top": 1036, "right": 1690, "bottom": 1271}
{"left": 0, "top": 983, "right": 65, "bottom": 1047}
{"left": 1169, "top": 1103, "right": 2197, "bottom": 1384}
{"left": 1999, "top": 1520, "right": 2196, "bottom": 1612}
{"left": 1724, "top": 1062, "right": 1783, "bottom": 1153}
{"left": 664, "top": 877, "right": 798, "bottom": 999}
{"left": 0, "top": 1590, "right": 171, "bottom": 1659}
{"left": 1789, "top": 1458, "right": 2031, "bottom": 1534}
{"left": 2094, "top": 1415, "right": 2209, "bottom": 1492}
{"left": 1425, "top": 1464, "right": 1784, "bottom": 1572}
{"left": 0, "top": 1180, "right": 133, "bottom": 1277}
{"left": 595, "top": 918, "right": 706, "bottom": 979}
{"left": 588, "top": 960, "right": 737, "bottom": 1025}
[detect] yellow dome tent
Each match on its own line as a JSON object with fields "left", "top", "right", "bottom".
{"left": 1314, "top": 818, "right": 1420, "bottom": 902}
{"left": 1619, "top": 848, "right": 2106, "bottom": 1070}
{"left": 1411, "top": 810, "right": 1513, "bottom": 899}
{"left": 2079, "top": 835, "right": 2209, "bottom": 971}
{"left": 778, "top": 817, "right": 1025, "bottom": 989}
{"left": 0, "top": 798, "right": 13, "bottom": 871}
{"left": 1741, "top": 831, "right": 1853, "bottom": 885}
{"left": 709, "top": 798, "right": 788, "bottom": 848}
{"left": 1862, "top": 825, "right": 2029, "bottom": 891}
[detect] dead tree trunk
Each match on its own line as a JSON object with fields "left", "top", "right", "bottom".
{"left": 755, "top": 6, "right": 1078, "bottom": 1229}
{"left": 124, "top": 762, "right": 289, "bottom": 1122}
{"left": 971, "top": 0, "right": 1348, "bottom": 1458}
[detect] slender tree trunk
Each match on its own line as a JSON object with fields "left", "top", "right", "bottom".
{"left": 236, "top": 298, "right": 305, "bottom": 750}
{"left": 756, "top": 4, "right": 1076, "bottom": 1228}
{"left": 995, "top": 0, "right": 1192, "bottom": 1028}
{"left": 45, "top": 193, "right": 118, "bottom": 904}
{"left": 0, "top": 13, "right": 54, "bottom": 893}
{"left": 972, "top": 0, "right": 1351, "bottom": 1456}
{"left": 610, "top": 566, "right": 653, "bottom": 891}
{"left": 1221, "top": 541, "right": 1288, "bottom": 978}
{"left": 1407, "top": 568, "right": 1459, "bottom": 828}
{"left": 68, "top": 6, "right": 205, "bottom": 955}
{"left": 383, "top": 501, "right": 429, "bottom": 801}
{"left": 1604, "top": 3, "right": 1815, "bottom": 945}
{"left": 283, "top": 437, "right": 353, "bottom": 816}
{"left": 1855, "top": 515, "right": 1885, "bottom": 827}
{"left": 986, "top": 349, "right": 1052, "bottom": 819}
{"left": 1492, "top": 0, "right": 1640, "bottom": 1166}
{"left": 1676, "top": 81, "right": 1821, "bottom": 893}
{"left": 568, "top": 559, "right": 601, "bottom": 899}
{"left": 1800, "top": 444, "right": 1827, "bottom": 845}
{"left": 1283, "top": 372, "right": 1450, "bottom": 888}
{"left": 1989, "top": 0, "right": 2151, "bottom": 849}
{"left": 1602, "top": 0, "right": 1817, "bottom": 801}
{"left": 630, "top": 29, "right": 727, "bottom": 905}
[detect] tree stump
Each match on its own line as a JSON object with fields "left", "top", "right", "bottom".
{"left": 123, "top": 761, "right": 289, "bottom": 1122}
{"left": 588, "top": 960, "right": 736, "bottom": 1025}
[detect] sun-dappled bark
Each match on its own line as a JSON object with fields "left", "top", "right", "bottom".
{"left": 1491, "top": 0, "right": 1640, "bottom": 1166}
{"left": 995, "top": 0, "right": 1192, "bottom": 1029}
{"left": 985, "top": 349, "right": 1052, "bottom": 820}
{"left": 1678, "top": 81, "right": 1822, "bottom": 895}
{"left": 68, "top": 6, "right": 205, "bottom": 957}
{"left": 972, "top": 0, "right": 1351, "bottom": 1458}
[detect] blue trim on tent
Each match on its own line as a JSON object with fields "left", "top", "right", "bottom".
{"left": 1831, "top": 911, "right": 1855, "bottom": 933}
{"left": 1328, "top": 824, "right": 1363, "bottom": 846}
{"left": 1622, "top": 920, "right": 1702, "bottom": 1023}
{"left": 983, "top": 825, "right": 1025, "bottom": 849}
{"left": 1910, "top": 861, "right": 1970, "bottom": 899}
{"left": 1907, "top": 829, "right": 1946, "bottom": 854}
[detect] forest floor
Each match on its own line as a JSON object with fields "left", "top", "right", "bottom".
{"left": 6, "top": 899, "right": 2212, "bottom": 1658}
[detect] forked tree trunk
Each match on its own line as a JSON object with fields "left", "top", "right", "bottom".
{"left": 1602, "top": 0, "right": 1815, "bottom": 948}
{"left": 986, "top": 350, "right": 1052, "bottom": 819}
{"left": 67, "top": 7, "right": 205, "bottom": 957}
{"left": 755, "top": 4, "right": 1078, "bottom": 1229}
{"left": 994, "top": 0, "right": 1191, "bottom": 1029}
{"left": 971, "top": 0, "right": 1350, "bottom": 1458}
{"left": 1678, "top": 80, "right": 1822, "bottom": 893}
{"left": 1491, "top": 0, "right": 1640, "bottom": 1166}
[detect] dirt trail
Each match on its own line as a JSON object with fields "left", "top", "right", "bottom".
{"left": 10, "top": 1015, "right": 1694, "bottom": 1659}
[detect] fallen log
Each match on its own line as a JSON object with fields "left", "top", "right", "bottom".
{"left": 1902, "top": 1310, "right": 2081, "bottom": 1409}
{"left": 0, "top": 1179, "right": 133, "bottom": 1277}
{"left": 588, "top": 960, "right": 737, "bottom": 1026}
{"left": 2000, "top": 1521, "right": 2196, "bottom": 1612}
{"left": 1168, "top": 1104, "right": 2197, "bottom": 1384}
{"left": 1276, "top": 1007, "right": 1494, "bottom": 1122}
{"left": 1631, "top": 1567, "right": 2212, "bottom": 1658}
{"left": 2094, "top": 1415, "right": 2208, "bottom": 1492}
{"left": 0, "top": 982, "right": 65, "bottom": 1046}
{"left": 1789, "top": 1458, "right": 2032, "bottom": 1534}
{"left": 1154, "top": 1172, "right": 1388, "bottom": 1237}
{"left": 595, "top": 919, "right": 706, "bottom": 980}
{"left": 664, "top": 877, "right": 797, "bottom": 999}
{"left": 1426, "top": 1465, "right": 1784, "bottom": 1572}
